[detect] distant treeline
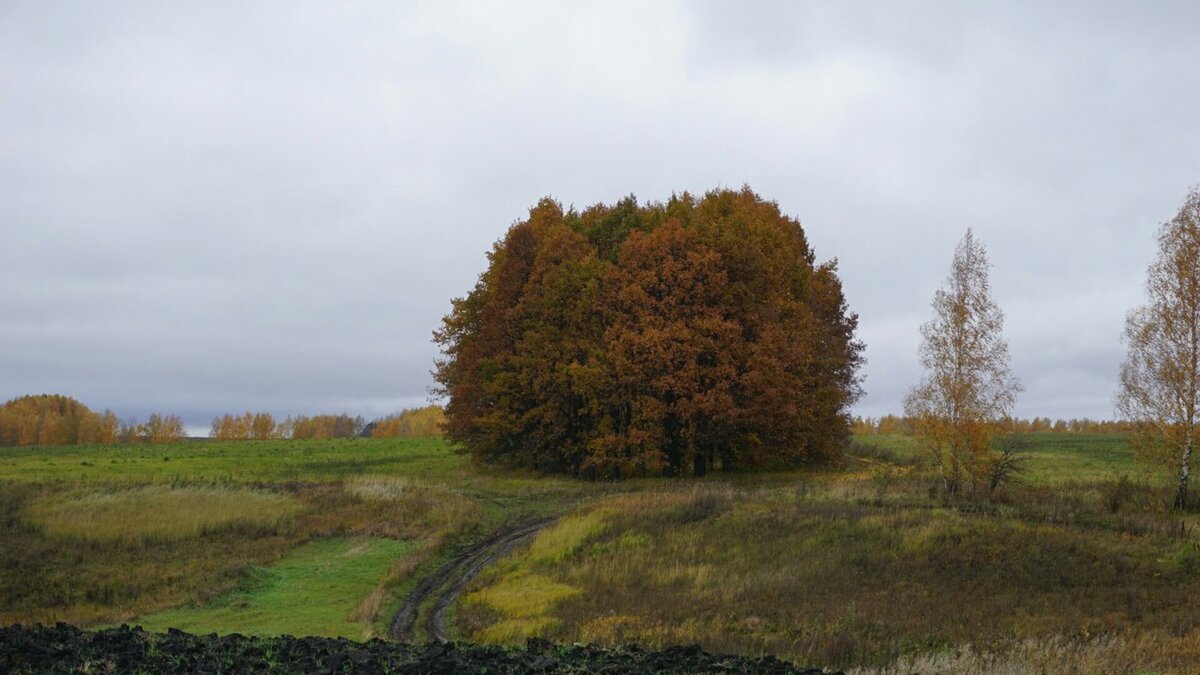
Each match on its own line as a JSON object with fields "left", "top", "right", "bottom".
{"left": 209, "top": 405, "right": 445, "bottom": 440}
{"left": 852, "top": 414, "right": 1131, "bottom": 436}
{"left": 0, "top": 394, "right": 446, "bottom": 447}
{"left": 367, "top": 405, "right": 445, "bottom": 438}
{"left": 0, "top": 395, "right": 186, "bottom": 447}
{"left": 208, "top": 413, "right": 365, "bottom": 440}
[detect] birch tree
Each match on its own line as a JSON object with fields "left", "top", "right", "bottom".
{"left": 1117, "top": 188, "right": 1200, "bottom": 509}
{"left": 905, "top": 229, "right": 1021, "bottom": 496}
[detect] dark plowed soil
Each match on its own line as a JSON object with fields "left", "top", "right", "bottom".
{"left": 391, "top": 516, "right": 553, "bottom": 642}
{"left": 0, "top": 624, "right": 841, "bottom": 674}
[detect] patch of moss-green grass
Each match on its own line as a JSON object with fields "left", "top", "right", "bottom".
{"left": 134, "top": 537, "right": 414, "bottom": 639}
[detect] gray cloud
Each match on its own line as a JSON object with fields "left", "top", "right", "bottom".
{"left": 3, "top": 1, "right": 1199, "bottom": 429}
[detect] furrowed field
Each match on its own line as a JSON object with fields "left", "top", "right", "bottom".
{"left": 3, "top": 434, "right": 1200, "bottom": 672}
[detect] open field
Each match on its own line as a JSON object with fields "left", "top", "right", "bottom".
{"left": 850, "top": 433, "right": 1164, "bottom": 485}
{"left": 458, "top": 477, "right": 1200, "bottom": 671}
{"left": 4, "top": 433, "right": 1200, "bottom": 672}
{"left": 458, "top": 434, "right": 1200, "bottom": 672}
{"left": 0, "top": 437, "right": 572, "bottom": 497}
{"left": 0, "top": 437, "right": 596, "bottom": 638}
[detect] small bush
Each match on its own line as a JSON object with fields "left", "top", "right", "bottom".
{"left": 1104, "top": 475, "right": 1137, "bottom": 513}
{"left": 847, "top": 441, "right": 898, "bottom": 465}
{"left": 666, "top": 488, "right": 730, "bottom": 524}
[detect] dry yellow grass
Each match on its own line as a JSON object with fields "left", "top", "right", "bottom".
{"left": 524, "top": 510, "right": 609, "bottom": 564}
{"left": 346, "top": 475, "right": 427, "bottom": 501}
{"left": 848, "top": 631, "right": 1200, "bottom": 675}
{"left": 334, "top": 475, "right": 482, "bottom": 541}
{"left": 26, "top": 485, "right": 301, "bottom": 542}
{"left": 464, "top": 571, "right": 580, "bottom": 642}
{"left": 459, "top": 479, "right": 1200, "bottom": 669}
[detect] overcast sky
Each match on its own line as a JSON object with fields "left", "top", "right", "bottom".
{"left": 3, "top": 2, "right": 1200, "bottom": 431}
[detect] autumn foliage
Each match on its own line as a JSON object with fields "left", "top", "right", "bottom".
{"left": 904, "top": 230, "right": 1022, "bottom": 497}
{"left": 209, "top": 413, "right": 366, "bottom": 440}
{"left": 435, "top": 188, "right": 864, "bottom": 477}
{"left": 1117, "top": 187, "right": 1200, "bottom": 508}
{"left": 370, "top": 405, "right": 446, "bottom": 438}
{"left": 0, "top": 395, "right": 185, "bottom": 446}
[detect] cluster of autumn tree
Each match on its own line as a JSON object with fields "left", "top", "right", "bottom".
{"left": 368, "top": 405, "right": 445, "bottom": 438}
{"left": 0, "top": 395, "right": 186, "bottom": 446}
{"left": 435, "top": 188, "right": 864, "bottom": 477}
{"left": 852, "top": 415, "right": 1131, "bottom": 436}
{"left": 209, "top": 413, "right": 367, "bottom": 440}
{"left": 207, "top": 405, "right": 446, "bottom": 440}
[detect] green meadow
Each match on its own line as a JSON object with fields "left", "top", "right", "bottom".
{"left": 4, "top": 434, "right": 1200, "bottom": 672}
{"left": 851, "top": 432, "right": 1160, "bottom": 485}
{"left": 134, "top": 537, "right": 415, "bottom": 639}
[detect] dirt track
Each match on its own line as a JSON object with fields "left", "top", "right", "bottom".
{"left": 391, "top": 516, "right": 553, "bottom": 643}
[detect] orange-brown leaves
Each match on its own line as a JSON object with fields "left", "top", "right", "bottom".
{"left": 1118, "top": 187, "right": 1200, "bottom": 508}
{"left": 371, "top": 405, "right": 446, "bottom": 438}
{"left": 0, "top": 395, "right": 187, "bottom": 446}
{"left": 904, "top": 229, "right": 1021, "bottom": 496}
{"left": 434, "top": 187, "right": 864, "bottom": 477}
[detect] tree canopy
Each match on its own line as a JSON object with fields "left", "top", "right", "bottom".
{"left": 904, "top": 229, "right": 1021, "bottom": 497}
{"left": 0, "top": 395, "right": 117, "bottom": 446}
{"left": 434, "top": 187, "right": 864, "bottom": 477}
{"left": 370, "top": 405, "right": 446, "bottom": 438}
{"left": 1117, "top": 187, "right": 1200, "bottom": 508}
{"left": 0, "top": 394, "right": 185, "bottom": 446}
{"left": 210, "top": 413, "right": 366, "bottom": 440}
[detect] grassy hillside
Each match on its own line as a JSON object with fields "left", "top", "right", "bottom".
{"left": 458, "top": 435, "right": 1200, "bottom": 672}
{"left": 0, "top": 437, "right": 594, "bottom": 637}
{"left": 4, "top": 434, "right": 1200, "bottom": 672}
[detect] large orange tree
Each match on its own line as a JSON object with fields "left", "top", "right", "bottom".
{"left": 434, "top": 188, "right": 863, "bottom": 477}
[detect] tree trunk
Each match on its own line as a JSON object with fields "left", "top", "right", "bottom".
{"left": 694, "top": 453, "right": 707, "bottom": 478}
{"left": 1176, "top": 438, "right": 1192, "bottom": 510}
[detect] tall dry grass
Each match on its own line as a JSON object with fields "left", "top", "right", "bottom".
{"left": 300, "top": 475, "right": 481, "bottom": 541}
{"left": 26, "top": 485, "right": 302, "bottom": 543}
{"left": 849, "top": 632, "right": 1200, "bottom": 675}
{"left": 459, "top": 479, "right": 1200, "bottom": 670}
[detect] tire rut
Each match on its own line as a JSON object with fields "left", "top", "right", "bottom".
{"left": 391, "top": 516, "right": 553, "bottom": 643}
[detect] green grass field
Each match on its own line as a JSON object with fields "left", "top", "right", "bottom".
{"left": 851, "top": 432, "right": 1165, "bottom": 485}
{"left": 134, "top": 537, "right": 416, "bottom": 639}
{"left": 4, "top": 433, "right": 1200, "bottom": 672}
{"left": 0, "top": 437, "right": 533, "bottom": 488}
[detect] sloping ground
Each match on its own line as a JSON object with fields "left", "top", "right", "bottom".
{"left": 135, "top": 537, "right": 414, "bottom": 639}
{"left": 391, "top": 517, "right": 553, "bottom": 642}
{"left": 456, "top": 481, "right": 1200, "bottom": 671}
{"left": 0, "top": 624, "right": 839, "bottom": 674}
